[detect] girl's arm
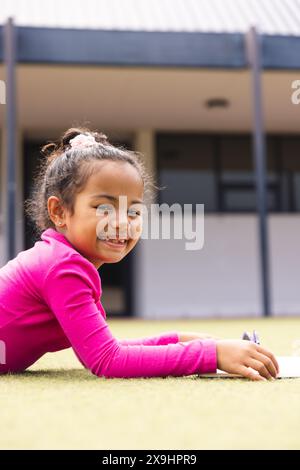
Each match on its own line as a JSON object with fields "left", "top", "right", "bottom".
{"left": 118, "top": 331, "right": 179, "bottom": 346}
{"left": 177, "top": 332, "right": 220, "bottom": 342}
{"left": 118, "top": 331, "right": 218, "bottom": 346}
{"left": 43, "top": 255, "right": 217, "bottom": 379}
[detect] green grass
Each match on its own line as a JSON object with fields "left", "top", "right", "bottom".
{"left": 1, "top": 317, "right": 300, "bottom": 450}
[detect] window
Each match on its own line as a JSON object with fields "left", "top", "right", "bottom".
{"left": 157, "top": 134, "right": 216, "bottom": 212}
{"left": 157, "top": 133, "right": 300, "bottom": 213}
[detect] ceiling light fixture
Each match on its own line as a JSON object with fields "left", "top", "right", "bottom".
{"left": 205, "top": 98, "right": 230, "bottom": 109}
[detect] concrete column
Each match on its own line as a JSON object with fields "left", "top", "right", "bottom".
{"left": 134, "top": 129, "right": 157, "bottom": 203}
{"left": 15, "top": 129, "right": 24, "bottom": 254}
{"left": 132, "top": 130, "right": 157, "bottom": 317}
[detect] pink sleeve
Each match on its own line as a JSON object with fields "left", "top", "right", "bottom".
{"left": 73, "top": 333, "right": 177, "bottom": 366}
{"left": 42, "top": 256, "right": 217, "bottom": 378}
{"left": 118, "top": 331, "right": 179, "bottom": 346}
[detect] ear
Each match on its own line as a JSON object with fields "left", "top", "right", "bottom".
{"left": 47, "top": 196, "right": 66, "bottom": 227}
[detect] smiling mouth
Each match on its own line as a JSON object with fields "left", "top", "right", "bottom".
{"left": 98, "top": 238, "right": 128, "bottom": 249}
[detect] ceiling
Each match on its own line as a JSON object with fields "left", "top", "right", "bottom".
{"left": 0, "top": 65, "right": 299, "bottom": 138}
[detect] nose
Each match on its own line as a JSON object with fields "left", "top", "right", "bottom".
{"left": 109, "top": 211, "right": 128, "bottom": 236}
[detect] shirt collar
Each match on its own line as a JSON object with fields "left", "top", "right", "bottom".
{"left": 41, "top": 228, "right": 101, "bottom": 275}
{"left": 41, "top": 228, "right": 76, "bottom": 250}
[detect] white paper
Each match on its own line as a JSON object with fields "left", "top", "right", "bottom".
{"left": 198, "top": 356, "right": 300, "bottom": 379}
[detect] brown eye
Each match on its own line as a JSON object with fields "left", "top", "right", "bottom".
{"left": 95, "top": 204, "right": 114, "bottom": 216}
{"left": 128, "top": 208, "right": 141, "bottom": 217}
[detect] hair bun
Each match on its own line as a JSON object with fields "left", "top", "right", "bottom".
{"left": 62, "top": 127, "right": 109, "bottom": 149}
{"left": 93, "top": 131, "right": 109, "bottom": 145}
{"left": 41, "top": 127, "right": 110, "bottom": 163}
{"left": 40, "top": 142, "right": 60, "bottom": 163}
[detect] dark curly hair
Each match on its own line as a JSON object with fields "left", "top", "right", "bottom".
{"left": 25, "top": 127, "right": 157, "bottom": 237}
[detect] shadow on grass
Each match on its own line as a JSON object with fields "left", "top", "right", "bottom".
{"left": 5, "top": 368, "right": 99, "bottom": 382}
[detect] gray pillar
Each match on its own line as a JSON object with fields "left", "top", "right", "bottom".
{"left": 4, "top": 17, "right": 17, "bottom": 261}
{"left": 246, "top": 27, "right": 271, "bottom": 317}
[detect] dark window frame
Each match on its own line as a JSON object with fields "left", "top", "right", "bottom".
{"left": 156, "top": 132, "right": 300, "bottom": 214}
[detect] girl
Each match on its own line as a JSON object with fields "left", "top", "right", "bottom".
{"left": 0, "top": 128, "right": 279, "bottom": 381}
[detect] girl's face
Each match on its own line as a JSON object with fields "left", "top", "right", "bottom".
{"left": 50, "top": 160, "right": 144, "bottom": 269}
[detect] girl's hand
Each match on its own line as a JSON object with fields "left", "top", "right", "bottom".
{"left": 216, "top": 339, "right": 279, "bottom": 381}
{"left": 178, "top": 331, "right": 220, "bottom": 342}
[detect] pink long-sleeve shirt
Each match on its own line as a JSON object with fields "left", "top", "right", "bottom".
{"left": 0, "top": 228, "right": 217, "bottom": 378}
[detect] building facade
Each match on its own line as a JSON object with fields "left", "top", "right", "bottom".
{"left": 0, "top": 0, "right": 300, "bottom": 317}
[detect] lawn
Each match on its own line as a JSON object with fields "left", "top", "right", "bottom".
{"left": 0, "top": 317, "right": 300, "bottom": 450}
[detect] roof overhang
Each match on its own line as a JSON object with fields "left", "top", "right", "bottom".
{"left": 0, "top": 26, "right": 299, "bottom": 69}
